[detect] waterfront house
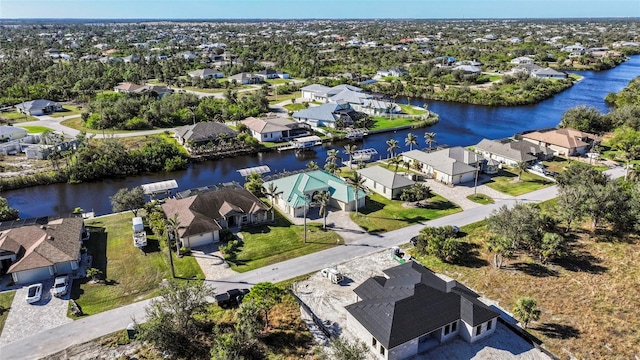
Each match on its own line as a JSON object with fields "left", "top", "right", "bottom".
{"left": 263, "top": 170, "right": 366, "bottom": 218}
{"left": 162, "top": 186, "right": 269, "bottom": 248}
{"left": 401, "top": 147, "right": 481, "bottom": 185}
{"left": 292, "top": 102, "right": 357, "bottom": 128}
{"left": 346, "top": 262, "right": 499, "bottom": 359}
{"left": 228, "top": 72, "right": 262, "bottom": 84}
{"left": 0, "top": 217, "right": 87, "bottom": 284}
{"left": 531, "top": 67, "right": 568, "bottom": 79}
{"left": 356, "top": 166, "right": 415, "bottom": 200}
{"left": 15, "top": 99, "right": 63, "bottom": 116}
{"left": 521, "top": 128, "right": 600, "bottom": 156}
{"left": 113, "top": 83, "right": 173, "bottom": 97}
{"left": 510, "top": 56, "right": 535, "bottom": 65}
{"left": 175, "top": 122, "right": 237, "bottom": 149}
{"left": 241, "top": 114, "right": 310, "bottom": 142}
{"left": 474, "top": 139, "right": 553, "bottom": 167}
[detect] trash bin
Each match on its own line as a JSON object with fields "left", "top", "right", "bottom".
{"left": 126, "top": 322, "right": 137, "bottom": 339}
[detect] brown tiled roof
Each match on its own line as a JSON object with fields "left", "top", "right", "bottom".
{"left": 162, "top": 187, "right": 268, "bottom": 237}
{"left": 522, "top": 128, "right": 600, "bottom": 150}
{"left": 114, "top": 83, "right": 145, "bottom": 92}
{"left": 3, "top": 217, "right": 84, "bottom": 273}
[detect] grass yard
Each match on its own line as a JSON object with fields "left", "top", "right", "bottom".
{"left": 398, "top": 104, "right": 428, "bottom": 115}
{"left": 0, "top": 290, "right": 16, "bottom": 334}
{"left": 351, "top": 192, "right": 461, "bottom": 233}
{"left": 71, "top": 213, "right": 204, "bottom": 317}
{"left": 268, "top": 91, "right": 301, "bottom": 104}
{"left": 18, "top": 125, "right": 52, "bottom": 133}
{"left": 371, "top": 116, "right": 432, "bottom": 131}
{"left": 60, "top": 117, "right": 157, "bottom": 134}
{"left": 181, "top": 86, "right": 226, "bottom": 94}
{"left": 283, "top": 103, "right": 307, "bottom": 112}
{"left": 49, "top": 105, "right": 84, "bottom": 118}
{"left": 266, "top": 78, "right": 296, "bottom": 85}
{"left": 409, "top": 220, "right": 640, "bottom": 359}
{"left": 484, "top": 168, "right": 553, "bottom": 196}
{"left": 466, "top": 193, "right": 494, "bottom": 204}
{"left": 230, "top": 210, "right": 341, "bottom": 273}
{"left": 0, "top": 111, "right": 38, "bottom": 122}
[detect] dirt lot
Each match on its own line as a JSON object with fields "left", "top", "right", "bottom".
{"left": 292, "top": 249, "right": 553, "bottom": 360}
{"left": 0, "top": 154, "right": 52, "bottom": 177}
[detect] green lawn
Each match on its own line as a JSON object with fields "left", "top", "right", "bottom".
{"left": 181, "top": 86, "right": 226, "bottom": 94}
{"left": 398, "top": 104, "right": 428, "bottom": 115}
{"left": 0, "top": 111, "right": 38, "bottom": 122}
{"left": 71, "top": 213, "right": 204, "bottom": 317}
{"left": 18, "top": 125, "right": 52, "bottom": 133}
{"left": 484, "top": 168, "right": 553, "bottom": 196}
{"left": 0, "top": 291, "right": 16, "bottom": 334}
{"left": 61, "top": 117, "right": 160, "bottom": 134}
{"left": 371, "top": 116, "right": 425, "bottom": 131}
{"left": 266, "top": 78, "right": 295, "bottom": 85}
{"left": 231, "top": 210, "right": 341, "bottom": 273}
{"left": 466, "top": 193, "right": 494, "bottom": 204}
{"left": 350, "top": 192, "right": 461, "bottom": 233}
{"left": 268, "top": 91, "right": 301, "bottom": 104}
{"left": 49, "top": 105, "right": 84, "bottom": 118}
{"left": 283, "top": 103, "right": 307, "bottom": 112}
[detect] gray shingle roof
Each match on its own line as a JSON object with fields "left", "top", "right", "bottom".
{"left": 475, "top": 139, "right": 537, "bottom": 163}
{"left": 292, "top": 103, "right": 343, "bottom": 123}
{"left": 403, "top": 147, "right": 479, "bottom": 176}
{"left": 356, "top": 166, "right": 414, "bottom": 190}
{"left": 345, "top": 262, "right": 499, "bottom": 349}
{"left": 175, "top": 122, "right": 237, "bottom": 143}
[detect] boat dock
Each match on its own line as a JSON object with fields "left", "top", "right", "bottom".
{"left": 277, "top": 135, "right": 323, "bottom": 151}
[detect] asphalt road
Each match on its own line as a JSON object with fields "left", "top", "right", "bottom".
{"left": 0, "top": 166, "right": 624, "bottom": 359}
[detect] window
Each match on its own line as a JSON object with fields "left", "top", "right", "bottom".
{"left": 444, "top": 324, "right": 450, "bottom": 335}
{"left": 372, "top": 337, "right": 377, "bottom": 347}
{"left": 380, "top": 346, "right": 385, "bottom": 356}
{"left": 476, "top": 325, "right": 482, "bottom": 336}
{"left": 451, "top": 321, "right": 457, "bottom": 332}
{"left": 487, "top": 320, "right": 492, "bottom": 331}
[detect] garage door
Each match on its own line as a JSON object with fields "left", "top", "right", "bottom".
{"left": 13, "top": 266, "right": 53, "bottom": 284}
{"left": 184, "top": 232, "right": 214, "bottom": 248}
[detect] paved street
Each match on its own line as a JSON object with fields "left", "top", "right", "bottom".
{"left": 0, "top": 166, "right": 625, "bottom": 359}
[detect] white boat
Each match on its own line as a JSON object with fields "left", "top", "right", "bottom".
{"left": 132, "top": 217, "right": 147, "bottom": 248}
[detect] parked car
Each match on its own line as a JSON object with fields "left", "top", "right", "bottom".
{"left": 320, "top": 268, "right": 344, "bottom": 284}
{"left": 26, "top": 283, "right": 43, "bottom": 304}
{"left": 214, "top": 288, "right": 250, "bottom": 308}
{"left": 52, "top": 276, "right": 69, "bottom": 297}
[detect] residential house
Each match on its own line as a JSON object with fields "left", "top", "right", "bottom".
{"left": 474, "top": 138, "right": 553, "bottom": 167}
{"left": 254, "top": 69, "right": 279, "bottom": 80}
{"left": 263, "top": 170, "right": 366, "bottom": 217}
{"left": 507, "top": 63, "right": 543, "bottom": 77}
{"left": 113, "top": 83, "right": 146, "bottom": 93}
{"left": 276, "top": 71, "right": 290, "bottom": 79}
{"left": 356, "top": 166, "right": 415, "bottom": 200}
{"left": 292, "top": 102, "right": 357, "bottom": 128}
{"left": 113, "top": 83, "right": 172, "bottom": 97}
{"left": 161, "top": 186, "right": 269, "bottom": 248}
{"left": 241, "top": 115, "right": 310, "bottom": 142}
{"left": 452, "top": 65, "right": 481, "bottom": 75}
{"left": 346, "top": 262, "right": 500, "bottom": 360}
{"left": 228, "top": 72, "right": 262, "bottom": 84}
{"left": 510, "top": 56, "right": 535, "bottom": 65}
{"left": 375, "top": 67, "right": 408, "bottom": 78}
{"left": 0, "top": 126, "right": 28, "bottom": 142}
{"left": 188, "top": 68, "right": 225, "bottom": 79}
{"left": 15, "top": 99, "right": 63, "bottom": 116}
{"left": 531, "top": 67, "right": 568, "bottom": 79}
{"left": 300, "top": 84, "right": 398, "bottom": 116}
{"left": 0, "top": 217, "right": 87, "bottom": 284}
{"left": 175, "top": 122, "right": 237, "bottom": 148}
{"left": 300, "top": 84, "right": 332, "bottom": 101}
{"left": 521, "top": 128, "right": 600, "bottom": 156}
{"left": 401, "top": 147, "right": 481, "bottom": 185}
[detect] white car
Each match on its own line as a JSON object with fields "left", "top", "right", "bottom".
{"left": 26, "top": 283, "right": 43, "bottom": 304}
{"left": 52, "top": 276, "right": 69, "bottom": 297}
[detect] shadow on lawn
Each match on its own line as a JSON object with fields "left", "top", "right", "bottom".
{"left": 533, "top": 322, "right": 581, "bottom": 339}
{"left": 509, "top": 262, "right": 559, "bottom": 277}
{"left": 85, "top": 226, "right": 108, "bottom": 279}
{"left": 455, "top": 242, "right": 489, "bottom": 268}
{"left": 554, "top": 251, "right": 607, "bottom": 274}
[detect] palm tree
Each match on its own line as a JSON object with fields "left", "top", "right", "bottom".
{"left": 346, "top": 172, "right": 367, "bottom": 216}
{"left": 405, "top": 133, "right": 418, "bottom": 151}
{"left": 513, "top": 297, "right": 541, "bottom": 329}
{"left": 344, "top": 144, "right": 358, "bottom": 169}
{"left": 515, "top": 161, "right": 528, "bottom": 182}
{"left": 264, "top": 183, "right": 281, "bottom": 222}
{"left": 314, "top": 191, "right": 331, "bottom": 230}
{"left": 326, "top": 149, "right": 339, "bottom": 165}
{"left": 425, "top": 132, "right": 437, "bottom": 151}
{"left": 165, "top": 214, "right": 179, "bottom": 278}
{"left": 306, "top": 161, "right": 319, "bottom": 170}
{"left": 386, "top": 139, "right": 400, "bottom": 159}
{"left": 389, "top": 155, "right": 404, "bottom": 173}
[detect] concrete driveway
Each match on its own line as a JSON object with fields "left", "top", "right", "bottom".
{"left": 0, "top": 279, "right": 73, "bottom": 346}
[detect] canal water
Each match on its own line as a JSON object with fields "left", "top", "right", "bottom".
{"left": 5, "top": 56, "right": 640, "bottom": 218}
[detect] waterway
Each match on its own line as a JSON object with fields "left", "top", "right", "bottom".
{"left": 5, "top": 56, "right": 640, "bottom": 218}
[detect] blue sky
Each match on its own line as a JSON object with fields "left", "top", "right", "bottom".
{"left": 1, "top": 0, "right": 639, "bottom": 19}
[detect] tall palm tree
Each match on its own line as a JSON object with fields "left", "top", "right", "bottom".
{"left": 165, "top": 214, "right": 180, "bottom": 278}
{"left": 344, "top": 144, "right": 358, "bottom": 169}
{"left": 389, "top": 155, "right": 404, "bottom": 173}
{"left": 405, "top": 133, "right": 418, "bottom": 151}
{"left": 346, "top": 172, "right": 367, "bottom": 216}
{"left": 326, "top": 149, "right": 339, "bottom": 165}
{"left": 386, "top": 139, "right": 400, "bottom": 159}
{"left": 515, "top": 161, "right": 528, "bottom": 182}
{"left": 314, "top": 191, "right": 331, "bottom": 230}
{"left": 264, "top": 183, "right": 281, "bottom": 222}
{"left": 425, "top": 132, "right": 437, "bottom": 151}
{"left": 306, "top": 161, "right": 319, "bottom": 170}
